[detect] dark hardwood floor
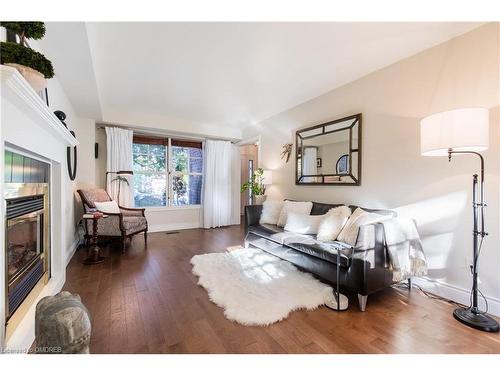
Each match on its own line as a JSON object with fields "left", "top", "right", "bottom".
{"left": 64, "top": 224, "right": 500, "bottom": 354}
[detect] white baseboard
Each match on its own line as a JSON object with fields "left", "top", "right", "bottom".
{"left": 148, "top": 221, "right": 200, "bottom": 233}
{"left": 65, "top": 237, "right": 80, "bottom": 266}
{"left": 414, "top": 277, "right": 500, "bottom": 317}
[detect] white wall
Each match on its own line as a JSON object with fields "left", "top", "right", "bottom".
{"left": 243, "top": 23, "right": 500, "bottom": 312}
{"left": 44, "top": 78, "right": 96, "bottom": 258}
{"left": 146, "top": 207, "right": 201, "bottom": 232}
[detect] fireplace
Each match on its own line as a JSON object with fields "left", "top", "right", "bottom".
{"left": 4, "top": 151, "right": 50, "bottom": 321}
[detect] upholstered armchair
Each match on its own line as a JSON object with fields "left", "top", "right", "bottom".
{"left": 77, "top": 188, "right": 148, "bottom": 253}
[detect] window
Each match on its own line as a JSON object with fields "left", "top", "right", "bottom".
{"left": 132, "top": 136, "right": 203, "bottom": 207}
{"left": 171, "top": 140, "right": 203, "bottom": 206}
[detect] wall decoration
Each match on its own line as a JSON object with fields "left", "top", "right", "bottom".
{"left": 296, "top": 113, "right": 361, "bottom": 185}
{"left": 281, "top": 143, "right": 293, "bottom": 163}
{"left": 54, "top": 110, "right": 77, "bottom": 180}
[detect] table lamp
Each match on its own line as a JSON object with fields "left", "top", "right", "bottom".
{"left": 262, "top": 170, "right": 273, "bottom": 186}
{"left": 421, "top": 107, "right": 498, "bottom": 332}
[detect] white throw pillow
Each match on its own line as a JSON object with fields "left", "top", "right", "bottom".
{"left": 259, "top": 200, "right": 284, "bottom": 225}
{"left": 316, "top": 206, "right": 352, "bottom": 241}
{"left": 94, "top": 200, "right": 120, "bottom": 214}
{"left": 337, "top": 208, "right": 387, "bottom": 246}
{"left": 284, "top": 212, "right": 326, "bottom": 235}
{"left": 277, "top": 201, "right": 313, "bottom": 227}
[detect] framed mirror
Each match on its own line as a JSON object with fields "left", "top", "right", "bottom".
{"left": 296, "top": 113, "right": 361, "bottom": 185}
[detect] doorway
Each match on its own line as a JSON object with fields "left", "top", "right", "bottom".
{"left": 239, "top": 142, "right": 259, "bottom": 215}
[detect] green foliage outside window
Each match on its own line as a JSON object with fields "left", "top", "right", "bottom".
{"left": 132, "top": 142, "right": 202, "bottom": 207}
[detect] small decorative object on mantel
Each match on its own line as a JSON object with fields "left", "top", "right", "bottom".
{"left": 281, "top": 143, "right": 293, "bottom": 163}
{"left": 0, "top": 22, "right": 54, "bottom": 93}
{"left": 241, "top": 168, "right": 272, "bottom": 205}
{"left": 54, "top": 110, "right": 78, "bottom": 180}
{"left": 35, "top": 291, "right": 91, "bottom": 354}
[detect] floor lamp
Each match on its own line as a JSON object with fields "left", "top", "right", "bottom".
{"left": 421, "top": 107, "right": 499, "bottom": 332}
{"left": 105, "top": 170, "right": 134, "bottom": 205}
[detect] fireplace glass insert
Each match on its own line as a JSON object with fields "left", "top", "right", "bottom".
{"left": 7, "top": 198, "right": 44, "bottom": 281}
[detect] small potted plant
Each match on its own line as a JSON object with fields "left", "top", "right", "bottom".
{"left": 0, "top": 22, "right": 54, "bottom": 92}
{"left": 241, "top": 168, "right": 267, "bottom": 205}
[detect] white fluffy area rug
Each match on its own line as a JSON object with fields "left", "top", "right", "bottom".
{"left": 191, "top": 247, "right": 341, "bottom": 326}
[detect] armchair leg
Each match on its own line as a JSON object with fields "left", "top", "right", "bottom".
{"left": 144, "top": 231, "right": 148, "bottom": 244}
{"left": 357, "top": 294, "right": 368, "bottom": 312}
{"left": 408, "top": 278, "right": 412, "bottom": 291}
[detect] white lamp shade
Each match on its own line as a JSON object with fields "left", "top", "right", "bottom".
{"left": 420, "top": 108, "right": 489, "bottom": 156}
{"left": 262, "top": 170, "right": 273, "bottom": 185}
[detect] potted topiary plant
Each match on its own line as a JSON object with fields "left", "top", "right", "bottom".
{"left": 241, "top": 168, "right": 267, "bottom": 205}
{"left": 0, "top": 22, "right": 54, "bottom": 92}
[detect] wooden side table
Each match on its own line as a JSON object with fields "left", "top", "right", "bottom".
{"left": 83, "top": 214, "right": 107, "bottom": 265}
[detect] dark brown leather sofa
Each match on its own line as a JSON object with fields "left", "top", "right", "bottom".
{"left": 244, "top": 201, "right": 398, "bottom": 311}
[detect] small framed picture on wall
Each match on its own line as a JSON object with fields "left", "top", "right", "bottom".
{"left": 316, "top": 158, "right": 322, "bottom": 168}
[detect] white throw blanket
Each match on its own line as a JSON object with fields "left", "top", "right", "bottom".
{"left": 381, "top": 218, "right": 428, "bottom": 282}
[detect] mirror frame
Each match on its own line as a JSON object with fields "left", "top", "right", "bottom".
{"left": 295, "top": 113, "right": 362, "bottom": 186}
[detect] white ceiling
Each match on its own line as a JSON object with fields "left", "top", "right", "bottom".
{"left": 41, "top": 22, "right": 482, "bottom": 137}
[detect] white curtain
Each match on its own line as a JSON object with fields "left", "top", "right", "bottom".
{"left": 105, "top": 126, "right": 134, "bottom": 207}
{"left": 202, "top": 139, "right": 240, "bottom": 228}
{"left": 230, "top": 144, "right": 241, "bottom": 225}
{"left": 303, "top": 147, "right": 317, "bottom": 183}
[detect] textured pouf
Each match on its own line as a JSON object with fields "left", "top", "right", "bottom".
{"left": 35, "top": 291, "right": 91, "bottom": 354}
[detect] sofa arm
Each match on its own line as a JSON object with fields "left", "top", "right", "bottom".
{"left": 349, "top": 222, "right": 391, "bottom": 295}
{"left": 244, "top": 205, "right": 263, "bottom": 228}
{"left": 353, "top": 222, "right": 389, "bottom": 267}
{"left": 119, "top": 206, "right": 146, "bottom": 217}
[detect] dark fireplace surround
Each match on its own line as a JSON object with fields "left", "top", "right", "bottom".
{"left": 4, "top": 151, "right": 50, "bottom": 321}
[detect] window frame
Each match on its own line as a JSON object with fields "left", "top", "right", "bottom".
{"left": 132, "top": 135, "right": 203, "bottom": 209}
{"left": 169, "top": 138, "right": 203, "bottom": 207}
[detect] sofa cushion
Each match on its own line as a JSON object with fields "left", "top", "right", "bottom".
{"left": 316, "top": 205, "right": 351, "bottom": 241}
{"left": 248, "top": 224, "right": 284, "bottom": 238}
{"left": 260, "top": 200, "right": 284, "bottom": 225}
{"left": 311, "top": 202, "right": 343, "bottom": 215}
{"left": 122, "top": 216, "right": 147, "bottom": 234}
{"left": 277, "top": 201, "right": 313, "bottom": 227}
{"left": 285, "top": 239, "right": 352, "bottom": 268}
{"left": 249, "top": 224, "right": 352, "bottom": 268}
{"left": 284, "top": 212, "right": 326, "bottom": 234}
{"left": 338, "top": 208, "right": 389, "bottom": 246}
{"left": 94, "top": 200, "right": 120, "bottom": 214}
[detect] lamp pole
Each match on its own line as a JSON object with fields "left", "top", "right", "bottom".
{"left": 447, "top": 149, "right": 498, "bottom": 332}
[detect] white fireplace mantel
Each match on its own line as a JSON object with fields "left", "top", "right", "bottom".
{"left": 1, "top": 65, "right": 78, "bottom": 147}
{"left": 1, "top": 64, "right": 79, "bottom": 350}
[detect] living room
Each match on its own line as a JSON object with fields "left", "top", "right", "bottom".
{"left": 1, "top": 0, "right": 499, "bottom": 372}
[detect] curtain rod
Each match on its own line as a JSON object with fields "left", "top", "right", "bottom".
{"left": 96, "top": 123, "right": 240, "bottom": 143}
